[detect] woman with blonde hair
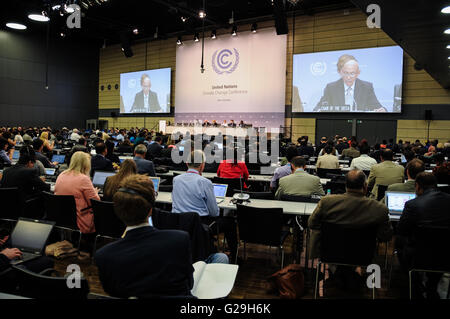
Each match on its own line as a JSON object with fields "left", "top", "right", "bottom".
{"left": 40, "top": 131, "right": 54, "bottom": 152}
{"left": 54, "top": 151, "right": 100, "bottom": 235}
{"left": 103, "top": 159, "right": 137, "bottom": 201}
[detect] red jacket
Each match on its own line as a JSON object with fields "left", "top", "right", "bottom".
{"left": 217, "top": 160, "right": 249, "bottom": 188}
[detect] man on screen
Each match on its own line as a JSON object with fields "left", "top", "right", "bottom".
{"left": 130, "top": 74, "right": 162, "bottom": 113}
{"left": 314, "top": 54, "right": 386, "bottom": 112}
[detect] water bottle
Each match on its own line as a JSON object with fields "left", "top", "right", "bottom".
{"left": 327, "top": 189, "right": 331, "bottom": 195}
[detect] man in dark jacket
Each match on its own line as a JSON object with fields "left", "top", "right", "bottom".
{"left": 91, "top": 142, "right": 114, "bottom": 177}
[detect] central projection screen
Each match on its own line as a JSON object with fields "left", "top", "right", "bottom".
{"left": 175, "top": 28, "right": 286, "bottom": 130}
{"left": 292, "top": 46, "right": 403, "bottom": 113}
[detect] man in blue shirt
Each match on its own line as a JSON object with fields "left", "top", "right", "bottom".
{"left": 270, "top": 146, "right": 298, "bottom": 190}
{"left": 172, "top": 150, "right": 238, "bottom": 263}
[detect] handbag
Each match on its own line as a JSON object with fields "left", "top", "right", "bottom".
{"left": 268, "top": 264, "right": 305, "bottom": 299}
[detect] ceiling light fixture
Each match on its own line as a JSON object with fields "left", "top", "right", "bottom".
{"left": 445, "top": 28, "right": 450, "bottom": 34}
{"left": 177, "top": 36, "right": 182, "bottom": 45}
{"left": 199, "top": 10, "right": 206, "bottom": 19}
{"left": 251, "top": 23, "right": 257, "bottom": 33}
{"left": 181, "top": 16, "right": 187, "bottom": 22}
{"left": 28, "top": 13, "right": 50, "bottom": 22}
{"left": 6, "top": 23, "right": 27, "bottom": 30}
{"left": 211, "top": 30, "right": 217, "bottom": 39}
{"left": 133, "top": 28, "right": 139, "bottom": 35}
{"left": 441, "top": 6, "right": 450, "bottom": 14}
{"left": 194, "top": 33, "right": 199, "bottom": 42}
{"left": 231, "top": 25, "right": 237, "bottom": 36}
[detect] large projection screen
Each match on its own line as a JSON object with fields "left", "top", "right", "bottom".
{"left": 175, "top": 28, "right": 286, "bottom": 130}
{"left": 292, "top": 46, "right": 403, "bottom": 113}
{"left": 120, "top": 68, "right": 171, "bottom": 114}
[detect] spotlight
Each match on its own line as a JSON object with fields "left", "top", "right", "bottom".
{"left": 231, "top": 25, "right": 237, "bottom": 36}
{"left": 60, "top": 32, "right": 66, "bottom": 37}
{"left": 6, "top": 23, "right": 27, "bottom": 30}
{"left": 194, "top": 33, "right": 199, "bottom": 42}
{"left": 199, "top": 10, "right": 206, "bottom": 19}
{"left": 177, "top": 36, "right": 182, "bottom": 45}
{"left": 445, "top": 28, "right": 450, "bottom": 34}
{"left": 441, "top": 6, "right": 450, "bottom": 14}
{"left": 251, "top": 23, "right": 257, "bottom": 33}
{"left": 133, "top": 28, "right": 139, "bottom": 35}
{"left": 28, "top": 13, "right": 50, "bottom": 22}
{"left": 447, "top": 44, "right": 450, "bottom": 49}
{"left": 181, "top": 16, "right": 187, "bottom": 22}
{"left": 211, "top": 30, "right": 217, "bottom": 39}
{"left": 65, "top": 4, "right": 75, "bottom": 14}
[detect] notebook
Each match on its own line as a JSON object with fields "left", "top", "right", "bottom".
{"left": 10, "top": 218, "right": 55, "bottom": 265}
{"left": 92, "top": 171, "right": 116, "bottom": 188}
{"left": 213, "top": 183, "right": 228, "bottom": 204}
{"left": 385, "top": 191, "right": 416, "bottom": 215}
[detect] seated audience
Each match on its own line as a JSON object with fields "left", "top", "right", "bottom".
{"left": 117, "top": 139, "right": 133, "bottom": 154}
{"left": 133, "top": 144, "right": 156, "bottom": 176}
{"left": 270, "top": 146, "right": 298, "bottom": 190}
{"left": 385, "top": 159, "right": 425, "bottom": 194}
{"left": 32, "top": 138, "right": 57, "bottom": 168}
{"left": 105, "top": 139, "right": 120, "bottom": 166}
{"left": 103, "top": 159, "right": 137, "bottom": 202}
{"left": 396, "top": 172, "right": 450, "bottom": 298}
{"left": 217, "top": 148, "right": 249, "bottom": 183}
{"left": 0, "top": 145, "right": 50, "bottom": 200}
{"left": 342, "top": 141, "right": 360, "bottom": 159}
{"left": 349, "top": 143, "right": 377, "bottom": 171}
{"left": 55, "top": 151, "right": 100, "bottom": 235}
{"left": 308, "top": 170, "right": 393, "bottom": 289}
{"left": 368, "top": 149, "right": 404, "bottom": 199}
{"left": 0, "top": 138, "right": 11, "bottom": 165}
{"left": 432, "top": 153, "right": 449, "bottom": 184}
{"left": 275, "top": 156, "right": 325, "bottom": 199}
{"left": 172, "top": 150, "right": 238, "bottom": 262}
{"left": 40, "top": 131, "right": 54, "bottom": 153}
{"left": 70, "top": 129, "right": 81, "bottom": 142}
{"left": 316, "top": 145, "right": 339, "bottom": 169}
{"left": 91, "top": 142, "right": 114, "bottom": 177}
{"left": 146, "top": 136, "right": 163, "bottom": 160}
{"left": 297, "top": 137, "right": 314, "bottom": 157}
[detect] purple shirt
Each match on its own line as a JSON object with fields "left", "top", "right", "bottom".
{"left": 270, "top": 163, "right": 292, "bottom": 189}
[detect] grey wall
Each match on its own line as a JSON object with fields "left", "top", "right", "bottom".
{"left": 0, "top": 30, "right": 99, "bottom": 128}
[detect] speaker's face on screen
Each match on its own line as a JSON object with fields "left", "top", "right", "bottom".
{"left": 142, "top": 78, "right": 152, "bottom": 95}
{"left": 339, "top": 61, "right": 360, "bottom": 87}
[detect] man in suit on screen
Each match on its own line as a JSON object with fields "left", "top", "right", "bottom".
{"left": 314, "top": 54, "right": 386, "bottom": 112}
{"left": 130, "top": 74, "right": 161, "bottom": 113}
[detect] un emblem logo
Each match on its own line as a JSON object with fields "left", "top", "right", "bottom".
{"left": 310, "top": 61, "right": 327, "bottom": 76}
{"left": 212, "top": 48, "right": 240, "bottom": 74}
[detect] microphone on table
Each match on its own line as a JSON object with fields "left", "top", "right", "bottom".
{"left": 233, "top": 173, "right": 250, "bottom": 202}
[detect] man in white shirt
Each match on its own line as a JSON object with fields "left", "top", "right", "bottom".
{"left": 350, "top": 143, "right": 377, "bottom": 171}
{"left": 317, "top": 145, "right": 340, "bottom": 169}
{"left": 70, "top": 129, "right": 81, "bottom": 142}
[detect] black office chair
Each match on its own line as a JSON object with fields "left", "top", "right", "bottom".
{"left": 316, "top": 168, "right": 342, "bottom": 178}
{"left": 0, "top": 187, "right": 22, "bottom": 222}
{"left": 408, "top": 225, "right": 450, "bottom": 299}
{"left": 91, "top": 199, "right": 126, "bottom": 256}
{"left": 12, "top": 266, "right": 90, "bottom": 299}
{"left": 235, "top": 204, "right": 290, "bottom": 269}
{"left": 314, "top": 222, "right": 377, "bottom": 299}
{"left": 376, "top": 185, "right": 389, "bottom": 201}
{"left": 212, "top": 177, "right": 243, "bottom": 197}
{"left": 279, "top": 194, "right": 321, "bottom": 203}
{"left": 232, "top": 190, "right": 274, "bottom": 200}
{"left": 42, "top": 191, "right": 81, "bottom": 249}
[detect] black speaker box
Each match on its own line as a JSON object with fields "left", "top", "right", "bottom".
{"left": 273, "top": 0, "right": 288, "bottom": 35}
{"left": 425, "top": 110, "right": 432, "bottom": 121}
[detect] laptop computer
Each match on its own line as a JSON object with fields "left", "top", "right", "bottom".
{"left": 385, "top": 191, "right": 416, "bottom": 215}
{"left": 45, "top": 168, "right": 56, "bottom": 176}
{"left": 92, "top": 171, "right": 116, "bottom": 189}
{"left": 213, "top": 183, "right": 228, "bottom": 204}
{"left": 51, "top": 154, "right": 65, "bottom": 164}
{"left": 149, "top": 176, "right": 160, "bottom": 194}
{"left": 12, "top": 150, "right": 20, "bottom": 160}
{"left": 119, "top": 156, "right": 133, "bottom": 164}
{"left": 10, "top": 218, "right": 55, "bottom": 265}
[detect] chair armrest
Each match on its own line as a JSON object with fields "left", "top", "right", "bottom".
{"left": 39, "top": 268, "right": 60, "bottom": 276}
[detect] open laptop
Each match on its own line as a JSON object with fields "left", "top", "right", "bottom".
{"left": 45, "top": 168, "right": 56, "bottom": 176}
{"left": 92, "top": 171, "right": 116, "bottom": 189}
{"left": 51, "top": 154, "right": 65, "bottom": 164}
{"left": 119, "top": 156, "right": 133, "bottom": 164}
{"left": 213, "top": 183, "right": 228, "bottom": 204}
{"left": 10, "top": 218, "right": 55, "bottom": 265}
{"left": 385, "top": 191, "right": 416, "bottom": 215}
{"left": 12, "top": 150, "right": 20, "bottom": 161}
{"left": 149, "top": 176, "right": 160, "bottom": 194}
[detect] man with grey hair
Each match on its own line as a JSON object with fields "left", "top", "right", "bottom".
{"left": 314, "top": 54, "right": 386, "bottom": 112}
{"left": 308, "top": 169, "right": 392, "bottom": 290}
{"left": 172, "top": 150, "right": 238, "bottom": 263}
{"left": 133, "top": 144, "right": 156, "bottom": 176}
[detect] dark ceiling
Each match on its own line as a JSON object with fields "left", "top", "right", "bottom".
{"left": 1, "top": 0, "right": 450, "bottom": 89}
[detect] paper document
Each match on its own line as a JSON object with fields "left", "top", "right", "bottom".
{"left": 191, "top": 261, "right": 238, "bottom": 299}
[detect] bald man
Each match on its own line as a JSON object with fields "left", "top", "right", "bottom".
{"left": 314, "top": 54, "right": 386, "bottom": 112}
{"left": 308, "top": 169, "right": 393, "bottom": 260}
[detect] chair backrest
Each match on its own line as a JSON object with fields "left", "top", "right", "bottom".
{"left": 377, "top": 185, "right": 389, "bottom": 201}
{"left": 319, "top": 222, "right": 377, "bottom": 265}
{"left": 232, "top": 190, "right": 274, "bottom": 200}
{"left": 316, "top": 168, "right": 342, "bottom": 178}
{"left": 236, "top": 204, "right": 284, "bottom": 246}
{"left": 91, "top": 199, "right": 126, "bottom": 238}
{"left": 324, "top": 181, "right": 346, "bottom": 194}
{"left": 279, "top": 194, "right": 321, "bottom": 203}
{"left": 362, "top": 170, "right": 371, "bottom": 177}
{"left": 12, "top": 266, "right": 90, "bottom": 299}
{"left": 412, "top": 225, "right": 450, "bottom": 272}
{"left": 0, "top": 187, "right": 23, "bottom": 220}
{"left": 212, "top": 177, "right": 242, "bottom": 197}
{"left": 42, "top": 191, "right": 78, "bottom": 230}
